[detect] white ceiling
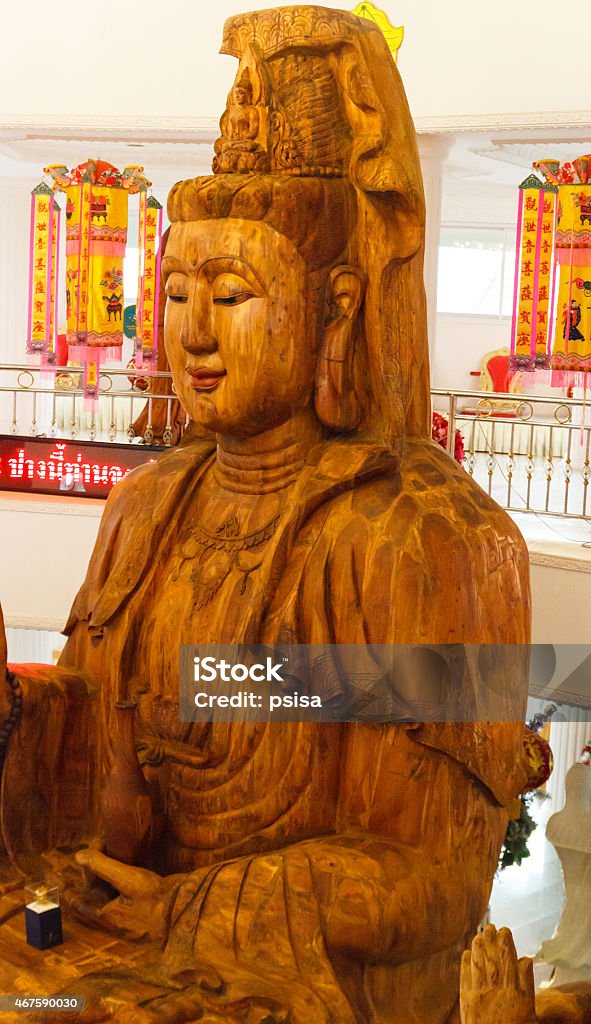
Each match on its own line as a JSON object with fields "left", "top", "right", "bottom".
{"left": 0, "top": 127, "right": 217, "bottom": 196}
{"left": 442, "top": 127, "right": 591, "bottom": 224}
{"left": 2, "top": 121, "right": 591, "bottom": 228}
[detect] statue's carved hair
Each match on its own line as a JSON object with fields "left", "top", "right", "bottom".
{"left": 168, "top": 174, "right": 352, "bottom": 270}
{"left": 167, "top": 170, "right": 421, "bottom": 447}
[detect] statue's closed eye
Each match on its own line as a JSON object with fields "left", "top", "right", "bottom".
{"left": 165, "top": 272, "right": 189, "bottom": 304}
{"left": 212, "top": 272, "right": 258, "bottom": 307}
{"left": 213, "top": 291, "right": 254, "bottom": 306}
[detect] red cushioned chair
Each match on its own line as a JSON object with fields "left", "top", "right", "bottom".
{"left": 463, "top": 346, "right": 523, "bottom": 418}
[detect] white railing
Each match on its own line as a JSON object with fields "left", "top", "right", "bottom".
{"left": 433, "top": 388, "right": 591, "bottom": 519}
{"left": 1, "top": 366, "right": 590, "bottom": 519}
{"left": 0, "top": 363, "right": 184, "bottom": 447}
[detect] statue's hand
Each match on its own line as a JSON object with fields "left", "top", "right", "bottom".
{"left": 460, "top": 925, "right": 538, "bottom": 1024}
{"left": 74, "top": 849, "right": 182, "bottom": 944}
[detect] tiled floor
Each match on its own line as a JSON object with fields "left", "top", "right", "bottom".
{"left": 489, "top": 794, "right": 563, "bottom": 988}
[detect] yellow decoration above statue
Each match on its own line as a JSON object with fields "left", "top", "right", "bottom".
{"left": 351, "top": 1, "right": 404, "bottom": 60}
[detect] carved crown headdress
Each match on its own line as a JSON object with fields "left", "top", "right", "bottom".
{"left": 212, "top": 5, "right": 423, "bottom": 218}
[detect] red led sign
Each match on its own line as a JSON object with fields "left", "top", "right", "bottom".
{"left": 0, "top": 435, "right": 164, "bottom": 499}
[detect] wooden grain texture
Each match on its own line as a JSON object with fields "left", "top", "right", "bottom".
{"left": 0, "top": 7, "right": 536, "bottom": 1022}
{"left": 100, "top": 703, "right": 153, "bottom": 866}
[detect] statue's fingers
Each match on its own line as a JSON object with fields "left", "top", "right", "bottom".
{"left": 517, "top": 956, "right": 536, "bottom": 1007}
{"left": 479, "top": 925, "right": 500, "bottom": 988}
{"left": 460, "top": 948, "right": 474, "bottom": 994}
{"left": 470, "top": 930, "right": 486, "bottom": 987}
{"left": 496, "top": 926, "right": 519, "bottom": 988}
{"left": 75, "top": 849, "right": 160, "bottom": 899}
{"left": 459, "top": 952, "right": 477, "bottom": 1024}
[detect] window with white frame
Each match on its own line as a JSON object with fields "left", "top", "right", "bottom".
{"left": 437, "top": 225, "right": 517, "bottom": 317}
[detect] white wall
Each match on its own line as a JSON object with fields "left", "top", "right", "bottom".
{"left": 432, "top": 314, "right": 512, "bottom": 392}
{"left": 0, "top": 1, "right": 587, "bottom": 127}
{"left": 0, "top": 494, "right": 102, "bottom": 631}
{"left": 0, "top": 179, "right": 35, "bottom": 366}
{"left": 5, "top": 626, "right": 64, "bottom": 663}
{"left": 530, "top": 560, "right": 591, "bottom": 645}
{"left": 395, "top": 0, "right": 589, "bottom": 124}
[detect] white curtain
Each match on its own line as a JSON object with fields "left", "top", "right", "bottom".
{"left": 548, "top": 712, "right": 591, "bottom": 812}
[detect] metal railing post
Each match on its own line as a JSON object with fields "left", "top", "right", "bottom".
{"left": 446, "top": 393, "right": 457, "bottom": 457}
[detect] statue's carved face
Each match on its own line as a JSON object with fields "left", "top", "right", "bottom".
{"left": 233, "top": 86, "right": 250, "bottom": 106}
{"left": 163, "top": 219, "right": 316, "bottom": 435}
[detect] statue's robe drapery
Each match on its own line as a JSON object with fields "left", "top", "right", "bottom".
{"left": 1, "top": 438, "right": 530, "bottom": 1023}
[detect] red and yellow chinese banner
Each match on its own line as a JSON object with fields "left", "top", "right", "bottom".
{"left": 135, "top": 194, "right": 163, "bottom": 367}
{"left": 512, "top": 155, "right": 591, "bottom": 386}
{"left": 510, "top": 175, "right": 556, "bottom": 374}
{"left": 63, "top": 178, "right": 128, "bottom": 354}
{"left": 27, "top": 182, "right": 60, "bottom": 363}
{"left": 551, "top": 179, "right": 591, "bottom": 382}
{"left": 28, "top": 159, "right": 162, "bottom": 401}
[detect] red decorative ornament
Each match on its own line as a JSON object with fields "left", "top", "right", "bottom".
{"left": 126, "top": 358, "right": 150, "bottom": 393}
{"left": 432, "top": 411, "right": 465, "bottom": 463}
{"left": 522, "top": 727, "right": 554, "bottom": 791}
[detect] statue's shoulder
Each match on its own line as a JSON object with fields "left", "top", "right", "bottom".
{"left": 396, "top": 439, "right": 527, "bottom": 552}
{"left": 64, "top": 440, "right": 215, "bottom": 633}
{"left": 103, "top": 441, "right": 213, "bottom": 518}
{"left": 315, "top": 437, "right": 528, "bottom": 580}
{"left": 328, "top": 438, "right": 526, "bottom": 552}
{"left": 310, "top": 439, "right": 529, "bottom": 643}
{"left": 399, "top": 439, "right": 512, "bottom": 516}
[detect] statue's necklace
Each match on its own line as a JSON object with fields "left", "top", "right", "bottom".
{"left": 175, "top": 510, "right": 283, "bottom": 610}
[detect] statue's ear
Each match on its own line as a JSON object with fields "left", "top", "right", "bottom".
{"left": 315, "top": 265, "right": 366, "bottom": 432}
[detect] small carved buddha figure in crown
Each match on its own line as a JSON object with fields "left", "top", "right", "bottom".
{"left": 227, "top": 72, "right": 259, "bottom": 142}
{"left": 213, "top": 66, "right": 269, "bottom": 173}
{"left": 0, "top": 7, "right": 535, "bottom": 1024}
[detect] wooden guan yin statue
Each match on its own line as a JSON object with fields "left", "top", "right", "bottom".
{"left": 0, "top": 7, "right": 540, "bottom": 1023}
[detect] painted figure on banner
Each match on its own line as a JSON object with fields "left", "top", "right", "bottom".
{"left": 563, "top": 298, "right": 585, "bottom": 342}
{"left": 0, "top": 7, "right": 540, "bottom": 1024}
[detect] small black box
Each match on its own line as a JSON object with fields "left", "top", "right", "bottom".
{"left": 25, "top": 903, "right": 63, "bottom": 950}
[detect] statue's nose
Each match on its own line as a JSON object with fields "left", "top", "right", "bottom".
{"left": 179, "top": 285, "right": 217, "bottom": 354}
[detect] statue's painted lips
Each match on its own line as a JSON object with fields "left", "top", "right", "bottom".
{"left": 187, "top": 367, "right": 226, "bottom": 391}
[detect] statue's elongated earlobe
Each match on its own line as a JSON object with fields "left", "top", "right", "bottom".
{"left": 315, "top": 266, "right": 365, "bottom": 432}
